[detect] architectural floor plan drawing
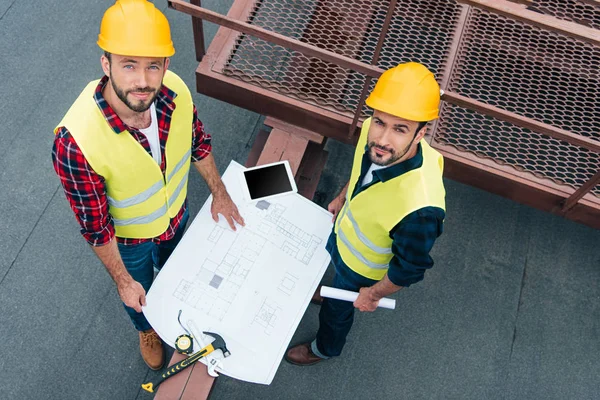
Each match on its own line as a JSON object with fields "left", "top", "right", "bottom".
{"left": 278, "top": 272, "right": 298, "bottom": 296}
{"left": 143, "top": 161, "right": 333, "bottom": 385}
{"left": 173, "top": 227, "right": 266, "bottom": 321}
{"left": 253, "top": 298, "right": 282, "bottom": 335}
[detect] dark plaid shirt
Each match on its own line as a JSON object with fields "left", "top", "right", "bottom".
{"left": 52, "top": 75, "right": 212, "bottom": 246}
{"left": 328, "top": 143, "right": 445, "bottom": 287}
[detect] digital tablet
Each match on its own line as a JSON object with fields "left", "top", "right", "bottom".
{"left": 239, "top": 161, "right": 298, "bottom": 202}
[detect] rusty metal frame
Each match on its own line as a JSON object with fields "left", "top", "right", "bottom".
{"left": 169, "top": 0, "right": 599, "bottom": 150}
{"left": 169, "top": 0, "right": 382, "bottom": 77}
{"left": 578, "top": 0, "right": 600, "bottom": 6}
{"left": 347, "top": 0, "right": 398, "bottom": 138}
{"left": 170, "top": 0, "right": 600, "bottom": 228}
{"left": 189, "top": 0, "right": 206, "bottom": 61}
{"left": 456, "top": 0, "right": 600, "bottom": 45}
{"left": 561, "top": 169, "right": 600, "bottom": 213}
{"left": 428, "top": 4, "right": 471, "bottom": 143}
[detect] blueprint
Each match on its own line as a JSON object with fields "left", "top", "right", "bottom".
{"left": 143, "top": 160, "right": 332, "bottom": 384}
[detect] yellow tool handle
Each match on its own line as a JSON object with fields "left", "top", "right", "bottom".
{"left": 141, "top": 343, "right": 215, "bottom": 393}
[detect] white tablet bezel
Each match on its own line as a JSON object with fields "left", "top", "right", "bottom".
{"left": 239, "top": 160, "right": 298, "bottom": 203}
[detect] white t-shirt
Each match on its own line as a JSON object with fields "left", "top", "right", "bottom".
{"left": 138, "top": 103, "right": 161, "bottom": 166}
{"left": 362, "top": 163, "right": 387, "bottom": 187}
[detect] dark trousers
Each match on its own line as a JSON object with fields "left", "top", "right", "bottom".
{"left": 315, "top": 261, "right": 378, "bottom": 357}
{"left": 117, "top": 210, "right": 189, "bottom": 331}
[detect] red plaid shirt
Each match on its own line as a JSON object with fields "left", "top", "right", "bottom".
{"left": 52, "top": 75, "right": 212, "bottom": 246}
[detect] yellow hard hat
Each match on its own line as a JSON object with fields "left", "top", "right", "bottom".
{"left": 366, "top": 62, "right": 440, "bottom": 121}
{"left": 97, "top": 0, "right": 175, "bottom": 57}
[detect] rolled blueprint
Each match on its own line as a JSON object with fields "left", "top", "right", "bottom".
{"left": 320, "top": 286, "right": 396, "bottom": 310}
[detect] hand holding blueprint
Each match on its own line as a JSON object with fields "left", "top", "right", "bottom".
{"left": 143, "top": 160, "right": 332, "bottom": 384}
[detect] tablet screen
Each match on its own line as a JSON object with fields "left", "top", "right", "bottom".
{"left": 243, "top": 163, "right": 294, "bottom": 200}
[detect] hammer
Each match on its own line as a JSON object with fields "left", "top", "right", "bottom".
{"left": 141, "top": 331, "right": 231, "bottom": 393}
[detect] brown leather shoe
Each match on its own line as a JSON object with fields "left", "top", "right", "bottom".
{"left": 139, "top": 328, "right": 165, "bottom": 370}
{"left": 311, "top": 285, "right": 324, "bottom": 305}
{"left": 285, "top": 343, "right": 324, "bottom": 366}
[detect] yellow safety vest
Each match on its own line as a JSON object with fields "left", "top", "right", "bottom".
{"left": 334, "top": 117, "right": 446, "bottom": 280}
{"left": 55, "top": 71, "right": 193, "bottom": 239}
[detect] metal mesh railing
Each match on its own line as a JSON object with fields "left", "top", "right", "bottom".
{"left": 223, "top": 0, "right": 462, "bottom": 117}
{"left": 216, "top": 0, "right": 599, "bottom": 199}
{"left": 530, "top": 0, "right": 600, "bottom": 30}
{"left": 437, "top": 103, "right": 600, "bottom": 193}
{"left": 436, "top": 7, "right": 600, "bottom": 197}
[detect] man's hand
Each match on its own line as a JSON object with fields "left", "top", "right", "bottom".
{"left": 327, "top": 195, "right": 346, "bottom": 223}
{"left": 211, "top": 191, "right": 245, "bottom": 231}
{"left": 117, "top": 279, "right": 147, "bottom": 313}
{"left": 354, "top": 286, "right": 379, "bottom": 312}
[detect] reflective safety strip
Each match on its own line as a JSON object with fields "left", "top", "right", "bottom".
{"left": 107, "top": 180, "right": 163, "bottom": 208}
{"left": 112, "top": 204, "right": 167, "bottom": 227}
{"left": 112, "top": 177, "right": 188, "bottom": 227}
{"left": 168, "top": 177, "right": 188, "bottom": 206}
{"left": 346, "top": 208, "right": 392, "bottom": 254}
{"left": 336, "top": 202, "right": 348, "bottom": 230}
{"left": 107, "top": 150, "right": 190, "bottom": 209}
{"left": 338, "top": 229, "right": 389, "bottom": 270}
{"left": 167, "top": 150, "right": 191, "bottom": 182}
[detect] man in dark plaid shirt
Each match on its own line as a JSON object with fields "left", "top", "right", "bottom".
{"left": 52, "top": 0, "right": 243, "bottom": 370}
{"left": 286, "top": 62, "right": 446, "bottom": 366}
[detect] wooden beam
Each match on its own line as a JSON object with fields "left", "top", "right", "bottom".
{"left": 264, "top": 117, "right": 325, "bottom": 144}
{"left": 456, "top": 0, "right": 600, "bottom": 46}
{"left": 256, "top": 129, "right": 309, "bottom": 175}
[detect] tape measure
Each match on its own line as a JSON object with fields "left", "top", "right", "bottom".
{"left": 175, "top": 334, "right": 193, "bottom": 354}
{"left": 176, "top": 310, "right": 194, "bottom": 354}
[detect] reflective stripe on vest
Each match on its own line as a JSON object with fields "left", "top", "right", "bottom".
{"left": 107, "top": 149, "right": 191, "bottom": 209}
{"left": 112, "top": 176, "right": 189, "bottom": 227}
{"left": 345, "top": 208, "right": 392, "bottom": 255}
{"left": 337, "top": 228, "right": 389, "bottom": 270}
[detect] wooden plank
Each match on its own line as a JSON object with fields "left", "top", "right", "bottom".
{"left": 264, "top": 117, "right": 325, "bottom": 144}
{"left": 456, "top": 0, "right": 600, "bottom": 46}
{"left": 245, "top": 129, "right": 270, "bottom": 168}
{"left": 180, "top": 363, "right": 215, "bottom": 400}
{"left": 296, "top": 141, "right": 329, "bottom": 200}
{"left": 154, "top": 353, "right": 193, "bottom": 400}
{"left": 256, "top": 128, "right": 309, "bottom": 176}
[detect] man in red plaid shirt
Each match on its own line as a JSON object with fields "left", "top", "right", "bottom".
{"left": 52, "top": 0, "right": 244, "bottom": 370}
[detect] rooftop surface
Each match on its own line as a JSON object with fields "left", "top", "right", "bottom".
{"left": 0, "top": 1, "right": 598, "bottom": 399}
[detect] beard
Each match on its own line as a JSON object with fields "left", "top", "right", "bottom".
{"left": 110, "top": 74, "right": 159, "bottom": 113}
{"left": 367, "top": 141, "right": 412, "bottom": 166}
